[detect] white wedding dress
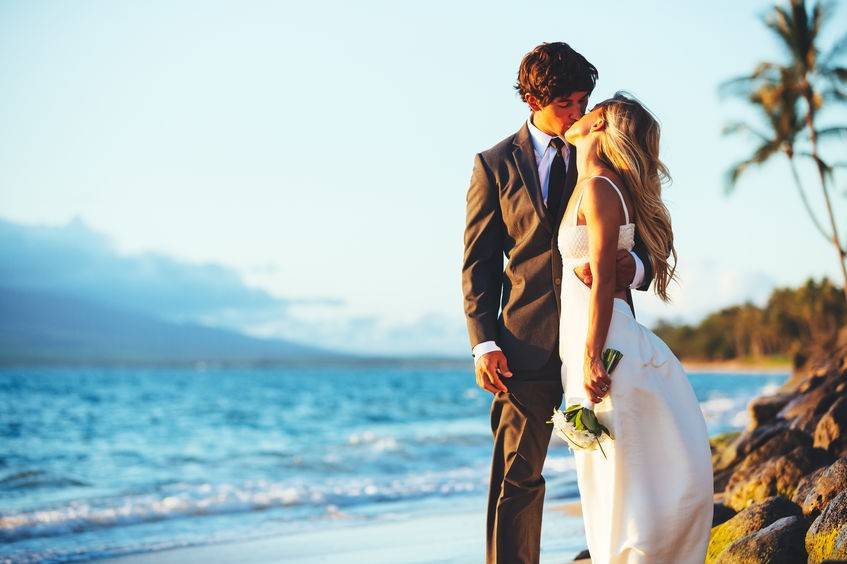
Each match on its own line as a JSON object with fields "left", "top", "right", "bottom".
{"left": 557, "top": 176, "right": 714, "bottom": 564}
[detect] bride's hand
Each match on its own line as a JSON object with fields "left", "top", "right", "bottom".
{"left": 583, "top": 353, "right": 611, "bottom": 403}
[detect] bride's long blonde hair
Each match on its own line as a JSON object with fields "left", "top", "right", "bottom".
{"left": 594, "top": 91, "right": 677, "bottom": 301}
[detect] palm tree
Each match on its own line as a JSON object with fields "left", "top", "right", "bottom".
{"left": 721, "top": 0, "right": 847, "bottom": 301}
{"left": 722, "top": 67, "right": 830, "bottom": 241}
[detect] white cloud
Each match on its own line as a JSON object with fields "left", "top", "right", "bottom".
{"left": 632, "top": 259, "right": 777, "bottom": 327}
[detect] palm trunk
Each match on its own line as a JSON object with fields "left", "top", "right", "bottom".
{"left": 802, "top": 89, "right": 847, "bottom": 303}
{"left": 784, "top": 151, "right": 829, "bottom": 241}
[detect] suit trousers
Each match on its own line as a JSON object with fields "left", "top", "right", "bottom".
{"left": 485, "top": 348, "right": 564, "bottom": 564}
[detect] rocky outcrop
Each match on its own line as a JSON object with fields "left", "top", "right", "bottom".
{"left": 708, "top": 331, "right": 847, "bottom": 563}
{"left": 706, "top": 496, "right": 802, "bottom": 563}
{"left": 717, "top": 515, "right": 809, "bottom": 563}
{"left": 806, "top": 490, "right": 847, "bottom": 562}
{"left": 814, "top": 394, "right": 847, "bottom": 457}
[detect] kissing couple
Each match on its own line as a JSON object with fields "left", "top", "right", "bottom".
{"left": 462, "top": 41, "right": 714, "bottom": 564}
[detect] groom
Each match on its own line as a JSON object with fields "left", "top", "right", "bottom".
{"left": 462, "top": 42, "right": 655, "bottom": 564}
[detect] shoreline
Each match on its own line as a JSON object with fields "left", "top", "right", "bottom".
{"left": 98, "top": 500, "right": 590, "bottom": 564}
{"left": 682, "top": 360, "right": 791, "bottom": 373}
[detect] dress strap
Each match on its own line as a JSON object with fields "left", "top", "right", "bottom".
{"left": 574, "top": 175, "right": 630, "bottom": 225}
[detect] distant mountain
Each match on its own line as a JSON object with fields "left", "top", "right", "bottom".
{"left": 0, "top": 287, "right": 339, "bottom": 366}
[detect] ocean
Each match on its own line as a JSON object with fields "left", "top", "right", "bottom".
{"left": 0, "top": 365, "right": 788, "bottom": 563}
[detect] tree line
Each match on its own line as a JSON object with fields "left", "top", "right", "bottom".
{"left": 654, "top": 277, "right": 845, "bottom": 363}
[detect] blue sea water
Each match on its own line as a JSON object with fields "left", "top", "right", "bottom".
{"left": 0, "top": 365, "right": 788, "bottom": 563}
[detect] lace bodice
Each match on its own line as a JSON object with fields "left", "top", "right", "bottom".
{"left": 559, "top": 223, "right": 635, "bottom": 260}
{"left": 557, "top": 175, "right": 635, "bottom": 261}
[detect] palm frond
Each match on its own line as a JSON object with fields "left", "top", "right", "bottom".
{"left": 721, "top": 121, "right": 771, "bottom": 142}
{"left": 798, "top": 150, "right": 838, "bottom": 183}
{"left": 817, "top": 126, "right": 847, "bottom": 140}
{"left": 724, "top": 139, "right": 782, "bottom": 194}
{"left": 724, "top": 160, "right": 755, "bottom": 194}
{"left": 820, "top": 32, "right": 847, "bottom": 67}
{"left": 718, "top": 64, "right": 782, "bottom": 98}
{"left": 764, "top": 5, "right": 798, "bottom": 60}
{"left": 820, "top": 85, "right": 847, "bottom": 103}
{"left": 827, "top": 66, "right": 847, "bottom": 82}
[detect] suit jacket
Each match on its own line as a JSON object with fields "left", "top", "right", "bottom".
{"left": 462, "top": 122, "right": 655, "bottom": 371}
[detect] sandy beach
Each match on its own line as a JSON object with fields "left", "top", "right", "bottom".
{"left": 100, "top": 501, "right": 590, "bottom": 564}
{"left": 682, "top": 361, "right": 792, "bottom": 374}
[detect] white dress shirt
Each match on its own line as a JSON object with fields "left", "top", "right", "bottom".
{"left": 472, "top": 115, "right": 646, "bottom": 364}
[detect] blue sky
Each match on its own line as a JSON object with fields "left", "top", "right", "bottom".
{"left": 1, "top": 1, "right": 845, "bottom": 355}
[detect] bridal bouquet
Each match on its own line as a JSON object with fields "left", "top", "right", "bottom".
{"left": 547, "top": 348, "right": 622, "bottom": 459}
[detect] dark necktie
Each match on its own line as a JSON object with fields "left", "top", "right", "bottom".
{"left": 547, "top": 137, "right": 566, "bottom": 221}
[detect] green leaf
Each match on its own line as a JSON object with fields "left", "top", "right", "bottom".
{"left": 603, "top": 348, "right": 623, "bottom": 373}
{"left": 582, "top": 409, "right": 601, "bottom": 433}
{"left": 597, "top": 438, "right": 608, "bottom": 460}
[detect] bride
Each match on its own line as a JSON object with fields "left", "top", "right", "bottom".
{"left": 557, "top": 91, "right": 713, "bottom": 563}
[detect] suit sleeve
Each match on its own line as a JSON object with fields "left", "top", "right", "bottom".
{"left": 462, "top": 153, "right": 504, "bottom": 349}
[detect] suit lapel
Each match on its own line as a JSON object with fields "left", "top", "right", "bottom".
{"left": 511, "top": 124, "right": 551, "bottom": 233}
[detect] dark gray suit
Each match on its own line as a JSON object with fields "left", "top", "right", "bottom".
{"left": 462, "top": 121, "right": 654, "bottom": 564}
{"left": 463, "top": 121, "right": 654, "bottom": 372}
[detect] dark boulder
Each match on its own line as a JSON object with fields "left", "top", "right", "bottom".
{"left": 806, "top": 489, "right": 847, "bottom": 563}
{"left": 706, "top": 495, "right": 802, "bottom": 563}
{"left": 724, "top": 444, "right": 834, "bottom": 511}
{"left": 793, "top": 458, "right": 847, "bottom": 519}
{"left": 716, "top": 515, "right": 809, "bottom": 564}
{"left": 815, "top": 395, "right": 847, "bottom": 458}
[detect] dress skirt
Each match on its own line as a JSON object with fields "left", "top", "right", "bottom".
{"left": 561, "top": 298, "right": 714, "bottom": 564}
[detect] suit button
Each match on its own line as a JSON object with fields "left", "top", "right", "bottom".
{"left": 554, "top": 278, "right": 562, "bottom": 285}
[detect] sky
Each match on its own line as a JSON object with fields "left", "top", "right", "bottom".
{"left": 1, "top": 0, "right": 845, "bottom": 356}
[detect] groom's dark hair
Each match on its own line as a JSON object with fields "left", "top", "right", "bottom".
{"left": 515, "top": 42, "right": 598, "bottom": 106}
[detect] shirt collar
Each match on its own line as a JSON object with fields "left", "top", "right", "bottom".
{"left": 526, "top": 114, "right": 564, "bottom": 157}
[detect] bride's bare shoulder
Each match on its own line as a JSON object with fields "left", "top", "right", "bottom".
{"left": 585, "top": 173, "right": 633, "bottom": 217}
{"left": 579, "top": 175, "right": 630, "bottom": 225}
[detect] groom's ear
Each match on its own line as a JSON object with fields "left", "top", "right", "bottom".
{"left": 524, "top": 93, "right": 542, "bottom": 112}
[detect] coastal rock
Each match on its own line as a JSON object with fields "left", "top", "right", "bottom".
{"left": 706, "top": 495, "right": 802, "bottom": 563}
{"left": 711, "top": 431, "right": 745, "bottom": 493}
{"left": 793, "top": 458, "right": 847, "bottom": 519}
{"left": 716, "top": 515, "right": 809, "bottom": 564}
{"left": 778, "top": 370, "right": 842, "bottom": 434}
{"left": 748, "top": 393, "right": 796, "bottom": 427}
{"left": 722, "top": 428, "right": 813, "bottom": 501}
{"left": 711, "top": 430, "right": 743, "bottom": 472}
{"left": 806, "top": 489, "right": 847, "bottom": 562}
{"left": 714, "top": 421, "right": 795, "bottom": 493}
{"left": 707, "top": 329, "right": 847, "bottom": 561}
{"left": 728, "top": 419, "right": 804, "bottom": 471}
{"left": 724, "top": 444, "right": 834, "bottom": 511}
{"left": 814, "top": 395, "right": 847, "bottom": 457}
{"left": 780, "top": 365, "right": 828, "bottom": 395}
{"left": 732, "top": 428, "right": 812, "bottom": 474}
{"left": 712, "top": 502, "right": 736, "bottom": 527}
{"left": 791, "top": 466, "right": 828, "bottom": 512}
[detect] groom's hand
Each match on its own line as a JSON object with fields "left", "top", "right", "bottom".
{"left": 475, "top": 351, "right": 513, "bottom": 394}
{"left": 574, "top": 249, "right": 634, "bottom": 289}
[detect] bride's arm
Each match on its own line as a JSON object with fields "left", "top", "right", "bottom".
{"left": 581, "top": 178, "right": 622, "bottom": 401}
